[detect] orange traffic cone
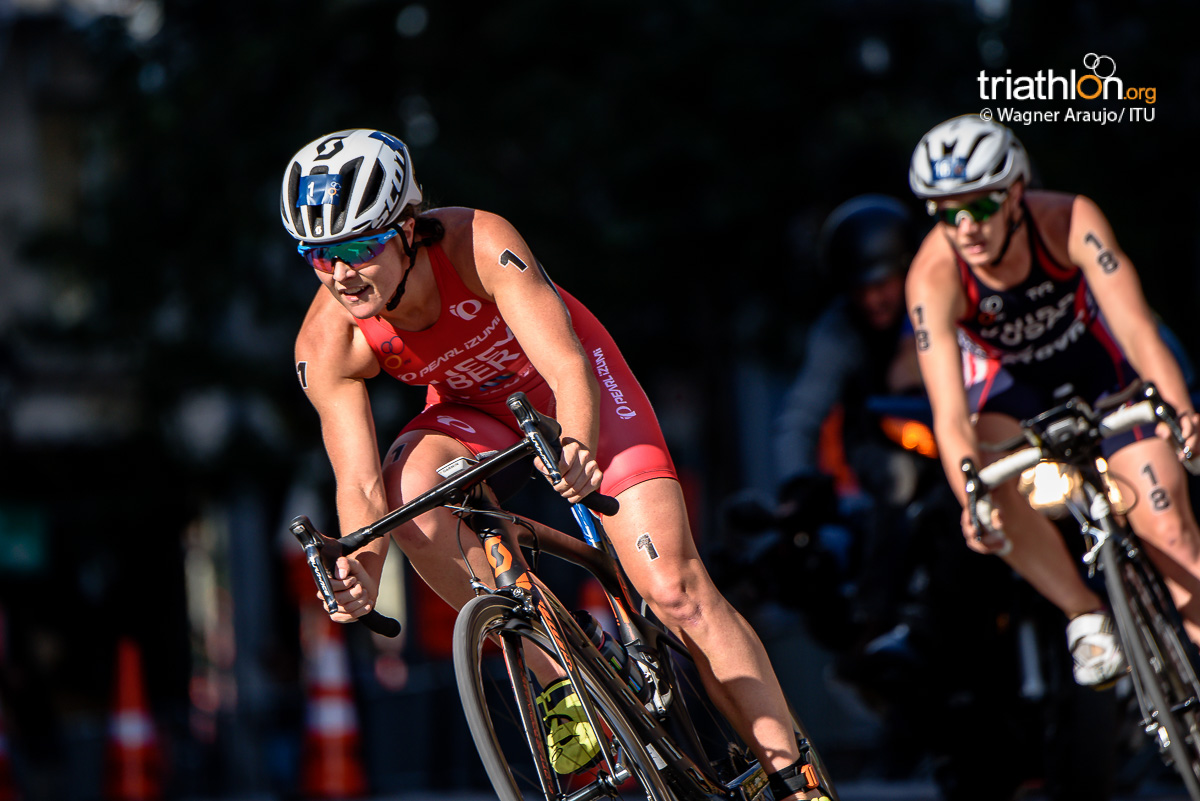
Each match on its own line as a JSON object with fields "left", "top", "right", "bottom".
{"left": 300, "top": 616, "right": 367, "bottom": 799}
{"left": 104, "top": 638, "right": 162, "bottom": 801}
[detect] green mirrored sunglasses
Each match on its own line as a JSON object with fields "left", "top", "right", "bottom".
{"left": 297, "top": 228, "right": 400, "bottom": 273}
{"left": 928, "top": 192, "right": 1008, "bottom": 226}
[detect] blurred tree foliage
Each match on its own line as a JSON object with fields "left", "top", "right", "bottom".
{"left": 2, "top": 0, "right": 1193, "bottom": 603}
{"left": 10, "top": 0, "right": 1199, "bottom": 653}
{"left": 17, "top": 0, "right": 1200, "bottom": 486}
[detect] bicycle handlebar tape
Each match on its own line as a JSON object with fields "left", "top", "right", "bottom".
{"left": 337, "top": 526, "right": 382, "bottom": 555}
{"left": 360, "top": 610, "right": 402, "bottom": 638}
{"left": 581, "top": 492, "right": 620, "bottom": 517}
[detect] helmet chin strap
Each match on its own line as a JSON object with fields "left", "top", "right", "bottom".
{"left": 384, "top": 229, "right": 422, "bottom": 312}
{"left": 988, "top": 204, "right": 1026, "bottom": 266}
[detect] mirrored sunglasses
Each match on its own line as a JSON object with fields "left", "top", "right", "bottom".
{"left": 929, "top": 192, "right": 1008, "bottom": 226}
{"left": 297, "top": 228, "right": 399, "bottom": 273}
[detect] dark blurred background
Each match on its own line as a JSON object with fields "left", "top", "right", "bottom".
{"left": 1, "top": 0, "right": 1197, "bottom": 799}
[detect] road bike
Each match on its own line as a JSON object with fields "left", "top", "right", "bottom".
{"left": 291, "top": 391, "right": 838, "bottom": 800}
{"left": 961, "top": 380, "right": 1200, "bottom": 799}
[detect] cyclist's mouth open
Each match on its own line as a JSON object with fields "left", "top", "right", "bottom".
{"left": 341, "top": 285, "right": 373, "bottom": 303}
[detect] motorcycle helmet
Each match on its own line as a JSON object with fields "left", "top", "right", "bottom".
{"left": 819, "top": 194, "right": 919, "bottom": 288}
{"left": 908, "top": 115, "right": 1030, "bottom": 200}
{"left": 280, "top": 129, "right": 423, "bottom": 243}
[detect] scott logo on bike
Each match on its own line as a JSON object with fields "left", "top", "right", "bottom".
{"left": 293, "top": 392, "right": 840, "bottom": 800}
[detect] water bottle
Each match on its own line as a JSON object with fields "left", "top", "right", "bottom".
{"left": 573, "top": 610, "right": 650, "bottom": 700}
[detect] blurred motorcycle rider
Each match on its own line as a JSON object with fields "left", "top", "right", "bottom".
{"left": 777, "top": 194, "right": 923, "bottom": 499}
{"left": 776, "top": 197, "right": 925, "bottom": 626}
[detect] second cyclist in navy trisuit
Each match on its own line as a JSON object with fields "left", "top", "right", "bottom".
{"left": 905, "top": 114, "right": 1200, "bottom": 687}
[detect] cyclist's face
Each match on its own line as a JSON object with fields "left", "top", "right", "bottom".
{"left": 315, "top": 220, "right": 412, "bottom": 319}
{"left": 935, "top": 186, "right": 1019, "bottom": 268}
{"left": 852, "top": 273, "right": 906, "bottom": 330}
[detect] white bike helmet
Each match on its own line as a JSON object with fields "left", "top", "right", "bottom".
{"left": 280, "top": 129, "right": 423, "bottom": 243}
{"left": 908, "top": 115, "right": 1029, "bottom": 199}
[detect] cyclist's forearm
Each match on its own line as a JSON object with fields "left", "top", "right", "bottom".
{"left": 934, "top": 416, "right": 979, "bottom": 507}
{"left": 547, "top": 365, "right": 601, "bottom": 452}
{"left": 334, "top": 483, "right": 391, "bottom": 576}
{"left": 1127, "top": 338, "right": 1195, "bottom": 416}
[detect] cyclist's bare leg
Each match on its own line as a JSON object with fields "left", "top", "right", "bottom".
{"left": 975, "top": 413, "right": 1107, "bottom": 618}
{"left": 380, "top": 429, "right": 561, "bottom": 680}
{"left": 1107, "top": 436, "right": 1200, "bottom": 644}
{"left": 604, "top": 477, "right": 820, "bottom": 799}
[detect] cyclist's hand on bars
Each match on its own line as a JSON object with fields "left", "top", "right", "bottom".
{"left": 1155, "top": 407, "right": 1199, "bottom": 462}
{"left": 322, "top": 555, "right": 380, "bottom": 622}
{"left": 960, "top": 504, "right": 1010, "bottom": 555}
{"left": 551, "top": 436, "right": 603, "bottom": 504}
{"left": 1177, "top": 409, "right": 1199, "bottom": 458}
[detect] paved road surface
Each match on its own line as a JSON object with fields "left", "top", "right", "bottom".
{"left": 378, "top": 778, "right": 1192, "bottom": 801}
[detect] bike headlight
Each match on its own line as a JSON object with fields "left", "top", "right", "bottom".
{"left": 1018, "top": 461, "right": 1080, "bottom": 519}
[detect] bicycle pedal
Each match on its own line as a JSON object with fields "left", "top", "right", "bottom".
{"left": 726, "top": 764, "right": 771, "bottom": 801}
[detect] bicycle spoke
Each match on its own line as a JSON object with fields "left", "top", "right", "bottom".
{"left": 454, "top": 594, "right": 675, "bottom": 801}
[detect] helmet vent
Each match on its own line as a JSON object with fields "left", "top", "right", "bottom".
{"left": 284, "top": 163, "right": 304, "bottom": 236}
{"left": 332, "top": 158, "right": 363, "bottom": 237}
{"left": 357, "top": 161, "right": 385, "bottom": 220}
{"left": 961, "top": 133, "right": 990, "bottom": 164}
{"left": 988, "top": 151, "right": 1012, "bottom": 179}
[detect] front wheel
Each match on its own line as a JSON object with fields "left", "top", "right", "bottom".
{"left": 453, "top": 593, "right": 675, "bottom": 801}
{"left": 1103, "top": 536, "right": 1200, "bottom": 799}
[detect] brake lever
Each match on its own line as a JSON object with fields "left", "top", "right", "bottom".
{"left": 1143, "top": 384, "right": 1199, "bottom": 470}
{"left": 961, "top": 459, "right": 986, "bottom": 540}
{"left": 290, "top": 515, "right": 340, "bottom": 612}
{"left": 506, "top": 392, "right": 620, "bottom": 516}
{"left": 506, "top": 392, "right": 563, "bottom": 475}
{"left": 960, "top": 458, "right": 1012, "bottom": 555}
{"left": 289, "top": 515, "right": 402, "bottom": 638}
